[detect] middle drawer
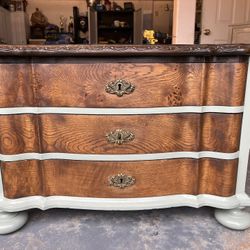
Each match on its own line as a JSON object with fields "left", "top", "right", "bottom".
{"left": 0, "top": 113, "right": 242, "bottom": 154}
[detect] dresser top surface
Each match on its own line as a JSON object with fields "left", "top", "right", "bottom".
{"left": 0, "top": 44, "right": 250, "bottom": 57}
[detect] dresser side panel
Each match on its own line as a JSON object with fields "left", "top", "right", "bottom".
{"left": 236, "top": 57, "right": 250, "bottom": 195}
{"left": 198, "top": 158, "right": 238, "bottom": 196}
{"left": 203, "top": 62, "right": 247, "bottom": 106}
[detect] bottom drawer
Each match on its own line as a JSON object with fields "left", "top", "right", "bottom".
{"left": 1, "top": 159, "right": 237, "bottom": 199}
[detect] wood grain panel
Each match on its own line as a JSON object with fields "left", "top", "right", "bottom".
{"left": 34, "top": 63, "right": 202, "bottom": 107}
{"left": 198, "top": 158, "right": 238, "bottom": 196}
{"left": 203, "top": 63, "right": 247, "bottom": 106}
{"left": 0, "top": 64, "right": 35, "bottom": 107}
{"left": 0, "top": 63, "right": 246, "bottom": 108}
{"left": 1, "top": 160, "right": 43, "bottom": 198}
{"left": 0, "top": 113, "right": 241, "bottom": 154}
{"left": 33, "top": 63, "right": 247, "bottom": 108}
{"left": 39, "top": 114, "right": 242, "bottom": 154}
{"left": 200, "top": 114, "right": 242, "bottom": 152}
{"left": 1, "top": 158, "right": 237, "bottom": 198}
{"left": 0, "top": 115, "right": 40, "bottom": 154}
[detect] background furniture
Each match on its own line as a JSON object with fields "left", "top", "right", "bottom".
{"left": 89, "top": 9, "right": 142, "bottom": 44}
{"left": 0, "top": 45, "right": 249, "bottom": 234}
{"left": 73, "top": 6, "right": 88, "bottom": 44}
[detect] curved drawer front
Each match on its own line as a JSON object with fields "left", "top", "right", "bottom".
{"left": 1, "top": 158, "right": 238, "bottom": 199}
{"left": 33, "top": 63, "right": 247, "bottom": 107}
{"left": 0, "top": 63, "right": 246, "bottom": 108}
{"left": 33, "top": 63, "right": 203, "bottom": 107}
{"left": 0, "top": 113, "right": 242, "bottom": 155}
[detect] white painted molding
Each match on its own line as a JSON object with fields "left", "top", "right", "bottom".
{"left": 215, "top": 208, "right": 250, "bottom": 230}
{"left": 0, "top": 194, "right": 250, "bottom": 212}
{"left": 0, "top": 211, "right": 28, "bottom": 234}
{"left": 0, "top": 106, "right": 244, "bottom": 115}
{"left": 236, "top": 58, "right": 250, "bottom": 195}
{"left": 0, "top": 167, "right": 3, "bottom": 198}
{"left": 0, "top": 151, "right": 240, "bottom": 162}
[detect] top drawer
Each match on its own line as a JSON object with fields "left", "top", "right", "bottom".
{"left": 0, "top": 62, "right": 247, "bottom": 108}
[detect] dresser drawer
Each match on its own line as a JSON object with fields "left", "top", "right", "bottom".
{"left": 32, "top": 62, "right": 246, "bottom": 107}
{"left": 1, "top": 158, "right": 237, "bottom": 199}
{"left": 33, "top": 63, "right": 203, "bottom": 107}
{"left": 0, "top": 113, "right": 242, "bottom": 154}
{"left": 0, "top": 62, "right": 245, "bottom": 108}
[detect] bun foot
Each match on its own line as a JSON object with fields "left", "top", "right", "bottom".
{"left": 215, "top": 208, "right": 250, "bottom": 230}
{"left": 0, "top": 211, "right": 28, "bottom": 234}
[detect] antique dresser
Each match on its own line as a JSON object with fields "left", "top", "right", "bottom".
{"left": 0, "top": 45, "right": 250, "bottom": 234}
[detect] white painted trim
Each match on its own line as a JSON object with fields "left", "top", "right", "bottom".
{"left": 0, "top": 167, "right": 3, "bottom": 199}
{"left": 0, "top": 151, "right": 239, "bottom": 162}
{"left": 236, "top": 58, "right": 250, "bottom": 195}
{"left": 0, "top": 106, "right": 244, "bottom": 115}
{"left": 215, "top": 208, "right": 250, "bottom": 230}
{"left": 0, "top": 211, "right": 28, "bottom": 235}
{"left": 0, "top": 194, "right": 249, "bottom": 212}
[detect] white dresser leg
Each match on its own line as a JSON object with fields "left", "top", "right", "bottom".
{"left": 214, "top": 208, "right": 250, "bottom": 230}
{"left": 0, "top": 210, "right": 28, "bottom": 234}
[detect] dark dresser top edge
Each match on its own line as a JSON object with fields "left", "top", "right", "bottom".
{"left": 0, "top": 44, "right": 250, "bottom": 57}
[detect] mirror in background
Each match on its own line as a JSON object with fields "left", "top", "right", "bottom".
{"left": 0, "top": 0, "right": 173, "bottom": 45}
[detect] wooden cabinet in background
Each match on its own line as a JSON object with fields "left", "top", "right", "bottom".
{"left": 89, "top": 9, "right": 142, "bottom": 44}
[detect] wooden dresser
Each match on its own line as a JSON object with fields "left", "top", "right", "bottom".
{"left": 0, "top": 45, "right": 250, "bottom": 233}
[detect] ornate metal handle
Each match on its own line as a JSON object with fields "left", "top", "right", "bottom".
{"left": 105, "top": 79, "right": 135, "bottom": 97}
{"left": 106, "top": 129, "right": 135, "bottom": 145}
{"left": 109, "top": 173, "right": 136, "bottom": 189}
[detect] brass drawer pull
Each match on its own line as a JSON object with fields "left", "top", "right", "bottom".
{"left": 105, "top": 79, "right": 135, "bottom": 97}
{"left": 106, "top": 129, "right": 135, "bottom": 145}
{"left": 109, "top": 173, "right": 136, "bottom": 189}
